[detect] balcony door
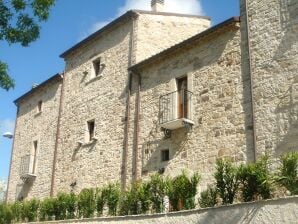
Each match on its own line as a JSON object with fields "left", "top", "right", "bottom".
{"left": 177, "top": 77, "right": 188, "bottom": 119}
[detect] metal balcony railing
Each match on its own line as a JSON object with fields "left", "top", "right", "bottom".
{"left": 20, "top": 155, "right": 32, "bottom": 177}
{"left": 159, "top": 90, "right": 193, "bottom": 125}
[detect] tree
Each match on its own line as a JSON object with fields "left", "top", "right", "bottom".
{"left": 0, "top": 0, "right": 55, "bottom": 91}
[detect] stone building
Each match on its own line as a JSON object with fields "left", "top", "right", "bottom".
{"left": 6, "top": 0, "right": 298, "bottom": 202}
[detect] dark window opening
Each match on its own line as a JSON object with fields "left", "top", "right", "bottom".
{"left": 161, "top": 149, "right": 170, "bottom": 162}
{"left": 87, "top": 120, "right": 95, "bottom": 141}
{"left": 37, "top": 101, "right": 43, "bottom": 113}
{"left": 32, "top": 141, "right": 38, "bottom": 174}
{"left": 93, "top": 59, "right": 101, "bottom": 76}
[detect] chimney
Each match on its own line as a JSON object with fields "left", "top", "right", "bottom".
{"left": 151, "top": 0, "right": 164, "bottom": 12}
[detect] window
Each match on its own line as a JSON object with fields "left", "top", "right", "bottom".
{"left": 161, "top": 149, "right": 170, "bottom": 162}
{"left": 37, "top": 100, "right": 43, "bottom": 113}
{"left": 87, "top": 120, "right": 95, "bottom": 142}
{"left": 32, "top": 141, "right": 38, "bottom": 174}
{"left": 93, "top": 58, "right": 101, "bottom": 77}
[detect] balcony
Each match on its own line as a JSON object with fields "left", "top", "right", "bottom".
{"left": 20, "top": 155, "right": 36, "bottom": 182}
{"left": 159, "top": 90, "right": 194, "bottom": 130}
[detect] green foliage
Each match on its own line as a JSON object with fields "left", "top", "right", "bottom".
{"left": 214, "top": 158, "right": 239, "bottom": 205}
{"left": 21, "top": 199, "right": 39, "bottom": 222}
{"left": 0, "top": 62, "right": 14, "bottom": 91}
{"left": 0, "top": 0, "right": 55, "bottom": 91}
{"left": 119, "top": 181, "right": 151, "bottom": 216}
{"left": 53, "top": 192, "right": 77, "bottom": 220}
{"left": 77, "top": 188, "right": 96, "bottom": 218}
{"left": 10, "top": 201, "right": 22, "bottom": 222}
{"left": 95, "top": 188, "right": 105, "bottom": 217}
{"left": 238, "top": 155, "right": 273, "bottom": 202}
{"left": 39, "top": 197, "right": 55, "bottom": 221}
{"left": 147, "top": 174, "right": 170, "bottom": 213}
{"left": 278, "top": 151, "right": 298, "bottom": 195}
{"left": 0, "top": 203, "right": 13, "bottom": 224}
{"left": 168, "top": 171, "right": 201, "bottom": 211}
{"left": 199, "top": 186, "right": 218, "bottom": 208}
{"left": 102, "top": 184, "right": 120, "bottom": 216}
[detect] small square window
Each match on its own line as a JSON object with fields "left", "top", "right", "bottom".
{"left": 161, "top": 149, "right": 170, "bottom": 162}
{"left": 37, "top": 101, "right": 43, "bottom": 113}
{"left": 93, "top": 58, "right": 101, "bottom": 77}
{"left": 87, "top": 120, "right": 95, "bottom": 142}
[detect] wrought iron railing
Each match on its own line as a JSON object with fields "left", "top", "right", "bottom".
{"left": 159, "top": 90, "right": 193, "bottom": 125}
{"left": 20, "top": 155, "right": 31, "bottom": 177}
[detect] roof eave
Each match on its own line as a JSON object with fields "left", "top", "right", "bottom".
{"left": 60, "top": 10, "right": 137, "bottom": 59}
{"left": 14, "top": 73, "right": 63, "bottom": 106}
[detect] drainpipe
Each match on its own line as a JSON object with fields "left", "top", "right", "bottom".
{"left": 132, "top": 72, "right": 141, "bottom": 181}
{"left": 122, "top": 14, "right": 137, "bottom": 190}
{"left": 244, "top": 0, "right": 257, "bottom": 162}
{"left": 50, "top": 73, "right": 65, "bottom": 197}
{"left": 122, "top": 72, "right": 132, "bottom": 190}
{"left": 5, "top": 106, "right": 19, "bottom": 203}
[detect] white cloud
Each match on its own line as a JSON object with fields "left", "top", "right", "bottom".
{"left": 0, "top": 119, "right": 15, "bottom": 135}
{"left": 89, "top": 0, "right": 204, "bottom": 33}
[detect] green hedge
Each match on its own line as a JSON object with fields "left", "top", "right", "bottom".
{"left": 0, "top": 151, "right": 297, "bottom": 223}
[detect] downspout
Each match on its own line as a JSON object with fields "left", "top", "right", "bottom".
{"left": 132, "top": 72, "right": 141, "bottom": 182}
{"left": 50, "top": 73, "right": 65, "bottom": 197}
{"left": 244, "top": 0, "right": 257, "bottom": 162}
{"left": 122, "top": 72, "right": 132, "bottom": 190}
{"left": 122, "top": 13, "right": 137, "bottom": 190}
{"left": 5, "top": 106, "right": 19, "bottom": 203}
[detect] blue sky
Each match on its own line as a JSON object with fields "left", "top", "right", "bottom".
{"left": 0, "top": 0, "right": 239, "bottom": 179}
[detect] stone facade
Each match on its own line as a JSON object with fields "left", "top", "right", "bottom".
{"left": 128, "top": 20, "right": 253, "bottom": 188}
{"left": 6, "top": 0, "right": 298, "bottom": 202}
{"left": 6, "top": 75, "right": 63, "bottom": 201}
{"left": 240, "top": 0, "right": 298, "bottom": 160}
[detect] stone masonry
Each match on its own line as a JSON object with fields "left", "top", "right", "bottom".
{"left": 240, "top": 0, "right": 298, "bottom": 160}
{"left": 6, "top": 75, "right": 62, "bottom": 201}
{"left": 6, "top": 0, "right": 298, "bottom": 202}
{"left": 48, "top": 11, "right": 210, "bottom": 195}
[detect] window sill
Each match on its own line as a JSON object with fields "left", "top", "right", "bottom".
{"left": 34, "top": 111, "right": 42, "bottom": 117}
{"left": 86, "top": 75, "right": 103, "bottom": 85}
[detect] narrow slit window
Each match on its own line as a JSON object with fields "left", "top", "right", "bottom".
{"left": 87, "top": 120, "right": 95, "bottom": 141}
{"left": 161, "top": 149, "right": 170, "bottom": 162}
{"left": 37, "top": 101, "right": 43, "bottom": 113}
{"left": 93, "top": 58, "right": 101, "bottom": 77}
{"left": 32, "top": 141, "right": 38, "bottom": 174}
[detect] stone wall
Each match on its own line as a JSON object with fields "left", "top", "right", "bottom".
{"left": 7, "top": 78, "right": 62, "bottom": 201}
{"left": 54, "top": 20, "right": 133, "bottom": 194}
{"left": 128, "top": 21, "right": 254, "bottom": 188}
{"left": 29, "top": 197, "right": 298, "bottom": 224}
{"left": 53, "top": 12, "right": 213, "bottom": 194}
{"left": 134, "top": 12, "right": 210, "bottom": 63}
{"left": 240, "top": 0, "right": 298, "bottom": 159}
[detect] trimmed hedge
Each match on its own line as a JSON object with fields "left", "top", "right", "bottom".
{"left": 0, "top": 151, "right": 297, "bottom": 223}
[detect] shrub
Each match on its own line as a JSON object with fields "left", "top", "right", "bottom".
{"left": 21, "top": 199, "right": 40, "bottom": 222}
{"left": 0, "top": 203, "right": 13, "bottom": 224}
{"left": 148, "top": 174, "right": 170, "bottom": 213}
{"left": 102, "top": 184, "right": 120, "bottom": 216}
{"left": 39, "top": 197, "right": 55, "bottom": 221}
{"left": 10, "top": 201, "right": 22, "bottom": 222}
{"left": 77, "top": 188, "right": 96, "bottom": 218}
{"left": 95, "top": 188, "right": 105, "bottom": 217}
{"left": 54, "top": 192, "right": 77, "bottom": 220}
{"left": 214, "top": 158, "right": 239, "bottom": 205}
{"left": 119, "top": 181, "right": 151, "bottom": 215}
{"left": 168, "top": 171, "right": 201, "bottom": 211}
{"left": 199, "top": 186, "right": 218, "bottom": 208}
{"left": 238, "top": 155, "right": 273, "bottom": 202}
{"left": 278, "top": 151, "right": 298, "bottom": 195}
